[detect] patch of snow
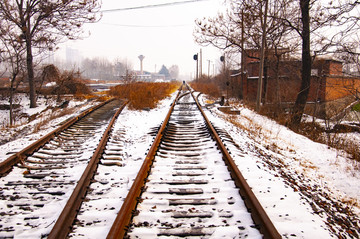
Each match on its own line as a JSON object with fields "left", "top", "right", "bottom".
{"left": 0, "top": 94, "right": 97, "bottom": 161}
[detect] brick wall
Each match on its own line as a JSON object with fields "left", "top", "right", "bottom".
{"left": 242, "top": 56, "right": 360, "bottom": 103}
{"left": 325, "top": 77, "right": 360, "bottom": 101}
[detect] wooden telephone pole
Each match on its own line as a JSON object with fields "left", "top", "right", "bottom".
{"left": 256, "top": 0, "right": 268, "bottom": 111}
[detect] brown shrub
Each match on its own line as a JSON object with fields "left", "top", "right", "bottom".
{"left": 50, "top": 71, "right": 93, "bottom": 102}
{"left": 97, "top": 95, "right": 113, "bottom": 102}
{"left": 292, "top": 121, "right": 360, "bottom": 163}
{"left": 108, "top": 82, "right": 180, "bottom": 110}
{"left": 190, "top": 82, "right": 221, "bottom": 98}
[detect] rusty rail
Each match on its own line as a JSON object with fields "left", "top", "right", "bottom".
{"left": 190, "top": 90, "right": 281, "bottom": 239}
{"left": 107, "top": 84, "right": 280, "bottom": 239}
{"left": 0, "top": 98, "right": 115, "bottom": 176}
{"left": 47, "top": 101, "right": 128, "bottom": 239}
{"left": 106, "top": 90, "right": 182, "bottom": 239}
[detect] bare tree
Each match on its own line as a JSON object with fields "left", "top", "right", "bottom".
{"left": 289, "top": 0, "right": 360, "bottom": 126}
{"left": 81, "top": 57, "right": 119, "bottom": 81}
{"left": 289, "top": 0, "right": 311, "bottom": 127}
{"left": 194, "top": 0, "right": 300, "bottom": 104}
{"left": 331, "top": 1, "right": 360, "bottom": 77}
{"left": 337, "top": 40, "right": 360, "bottom": 77}
{"left": 0, "top": 0, "right": 101, "bottom": 108}
{"left": 0, "top": 20, "right": 27, "bottom": 126}
{"left": 195, "top": 0, "right": 299, "bottom": 58}
{"left": 114, "top": 59, "right": 127, "bottom": 80}
{"left": 195, "top": 0, "right": 359, "bottom": 127}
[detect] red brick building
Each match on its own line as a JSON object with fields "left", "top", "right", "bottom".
{"left": 237, "top": 49, "right": 360, "bottom": 118}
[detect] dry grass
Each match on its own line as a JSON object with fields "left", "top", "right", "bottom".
{"left": 244, "top": 102, "right": 360, "bottom": 166}
{"left": 190, "top": 82, "right": 221, "bottom": 98}
{"left": 108, "top": 82, "right": 180, "bottom": 110}
{"left": 96, "top": 95, "right": 113, "bottom": 102}
{"left": 292, "top": 121, "right": 360, "bottom": 165}
{"left": 32, "top": 107, "right": 74, "bottom": 133}
{"left": 74, "top": 93, "right": 98, "bottom": 101}
{"left": 222, "top": 100, "right": 360, "bottom": 169}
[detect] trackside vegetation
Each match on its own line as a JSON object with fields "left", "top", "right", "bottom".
{"left": 108, "top": 82, "right": 180, "bottom": 110}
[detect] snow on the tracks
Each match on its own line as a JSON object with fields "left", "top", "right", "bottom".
{"left": 1, "top": 91, "right": 359, "bottom": 238}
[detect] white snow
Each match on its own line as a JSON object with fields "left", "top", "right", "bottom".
{"left": 201, "top": 95, "right": 360, "bottom": 237}
{"left": 208, "top": 101, "right": 360, "bottom": 208}
{"left": 0, "top": 94, "right": 97, "bottom": 161}
{"left": 0, "top": 91, "right": 359, "bottom": 238}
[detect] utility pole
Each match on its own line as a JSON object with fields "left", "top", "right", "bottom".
{"left": 256, "top": 0, "right": 268, "bottom": 111}
{"left": 240, "top": 9, "right": 245, "bottom": 99}
{"left": 220, "top": 55, "right": 228, "bottom": 104}
{"left": 199, "top": 49, "right": 203, "bottom": 77}
{"left": 208, "top": 60, "right": 211, "bottom": 79}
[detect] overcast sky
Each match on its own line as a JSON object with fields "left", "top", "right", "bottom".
{"left": 56, "top": 0, "right": 226, "bottom": 80}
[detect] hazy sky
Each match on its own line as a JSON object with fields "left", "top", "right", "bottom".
{"left": 56, "top": 0, "right": 226, "bottom": 79}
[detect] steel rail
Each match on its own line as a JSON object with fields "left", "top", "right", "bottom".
{"left": 107, "top": 88, "right": 183, "bottom": 239}
{"left": 107, "top": 84, "right": 280, "bottom": 239}
{"left": 190, "top": 89, "right": 281, "bottom": 239}
{"left": 48, "top": 100, "right": 128, "bottom": 239}
{"left": 0, "top": 98, "right": 115, "bottom": 176}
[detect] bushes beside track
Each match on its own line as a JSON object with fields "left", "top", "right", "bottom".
{"left": 108, "top": 82, "right": 180, "bottom": 110}
{"left": 190, "top": 82, "right": 221, "bottom": 98}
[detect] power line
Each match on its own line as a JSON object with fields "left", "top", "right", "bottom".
{"left": 101, "top": 0, "right": 208, "bottom": 13}
{"left": 101, "top": 22, "right": 190, "bottom": 28}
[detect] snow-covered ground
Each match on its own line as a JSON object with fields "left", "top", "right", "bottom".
{"left": 0, "top": 92, "right": 359, "bottom": 238}
{"left": 206, "top": 100, "right": 360, "bottom": 209}
{"left": 201, "top": 95, "right": 360, "bottom": 238}
{"left": 69, "top": 97, "right": 174, "bottom": 238}
{"left": 0, "top": 94, "right": 98, "bottom": 160}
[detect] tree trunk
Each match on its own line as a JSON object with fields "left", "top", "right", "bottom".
{"left": 25, "top": 17, "right": 36, "bottom": 108}
{"left": 263, "top": 57, "right": 268, "bottom": 104}
{"left": 275, "top": 55, "right": 281, "bottom": 106}
{"left": 26, "top": 41, "right": 36, "bottom": 108}
{"left": 9, "top": 76, "right": 15, "bottom": 127}
{"left": 290, "top": 0, "right": 311, "bottom": 127}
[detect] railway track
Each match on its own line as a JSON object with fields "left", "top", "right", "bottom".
{"left": 108, "top": 86, "right": 281, "bottom": 239}
{"left": 0, "top": 99, "right": 126, "bottom": 238}
{"left": 0, "top": 86, "right": 280, "bottom": 238}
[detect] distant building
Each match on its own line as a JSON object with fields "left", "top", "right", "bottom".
{"left": 131, "top": 71, "right": 167, "bottom": 82}
{"left": 66, "top": 47, "right": 83, "bottom": 67}
{"left": 151, "top": 73, "right": 166, "bottom": 82}
{"left": 135, "top": 71, "right": 152, "bottom": 81}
